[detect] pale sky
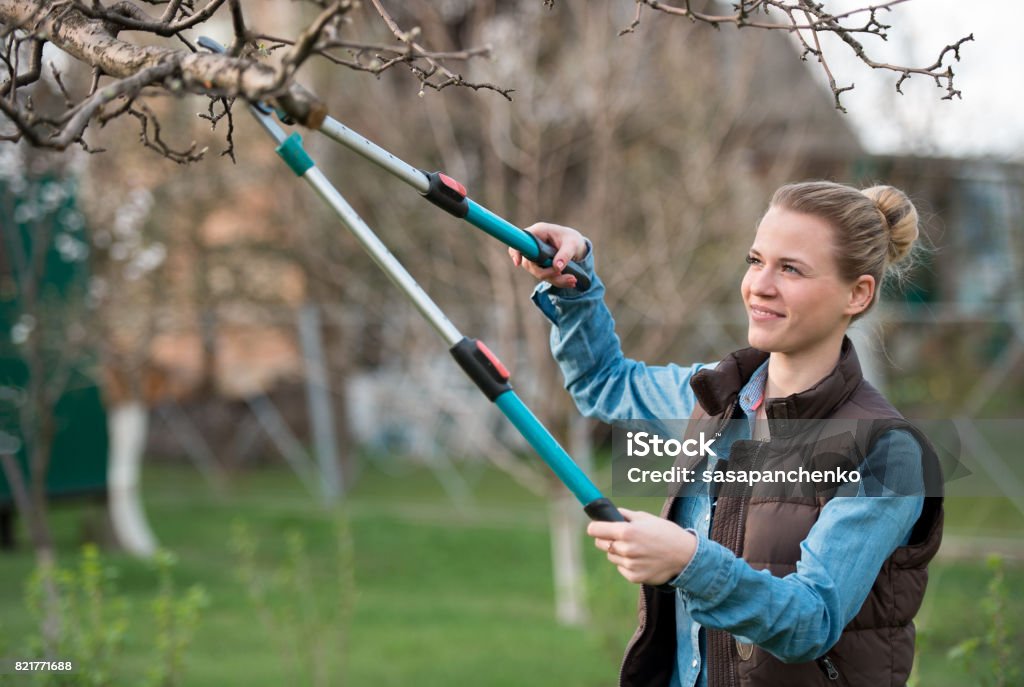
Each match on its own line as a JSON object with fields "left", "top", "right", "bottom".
{"left": 800, "top": 0, "right": 1024, "bottom": 159}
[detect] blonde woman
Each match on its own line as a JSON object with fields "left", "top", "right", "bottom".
{"left": 512, "top": 182, "right": 943, "bottom": 687}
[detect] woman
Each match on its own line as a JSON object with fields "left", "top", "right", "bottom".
{"left": 510, "top": 181, "right": 943, "bottom": 687}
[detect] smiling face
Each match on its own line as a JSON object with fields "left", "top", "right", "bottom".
{"left": 741, "top": 206, "right": 874, "bottom": 356}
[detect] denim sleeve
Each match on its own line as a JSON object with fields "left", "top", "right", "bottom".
{"left": 670, "top": 429, "right": 925, "bottom": 663}
{"left": 530, "top": 245, "right": 711, "bottom": 425}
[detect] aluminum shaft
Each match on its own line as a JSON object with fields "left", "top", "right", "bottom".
{"left": 320, "top": 116, "right": 429, "bottom": 193}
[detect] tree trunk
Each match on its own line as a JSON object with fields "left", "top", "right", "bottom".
{"left": 108, "top": 400, "right": 158, "bottom": 556}
{"left": 1, "top": 451, "right": 61, "bottom": 650}
{"left": 547, "top": 413, "right": 593, "bottom": 626}
{"left": 548, "top": 488, "right": 587, "bottom": 626}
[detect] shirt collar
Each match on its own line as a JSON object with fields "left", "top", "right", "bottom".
{"left": 739, "top": 359, "right": 769, "bottom": 415}
{"left": 689, "top": 335, "right": 864, "bottom": 425}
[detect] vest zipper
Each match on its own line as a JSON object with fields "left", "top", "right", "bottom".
{"left": 623, "top": 402, "right": 738, "bottom": 686}
{"left": 818, "top": 655, "right": 840, "bottom": 681}
{"left": 709, "top": 401, "right": 742, "bottom": 687}
{"left": 715, "top": 440, "right": 764, "bottom": 687}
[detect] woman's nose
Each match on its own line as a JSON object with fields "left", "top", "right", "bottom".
{"left": 750, "top": 267, "right": 778, "bottom": 296}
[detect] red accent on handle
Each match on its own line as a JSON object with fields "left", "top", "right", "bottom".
{"left": 439, "top": 173, "right": 467, "bottom": 198}
{"left": 475, "top": 340, "right": 510, "bottom": 381}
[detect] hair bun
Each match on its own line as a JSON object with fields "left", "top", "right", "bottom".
{"left": 861, "top": 185, "right": 919, "bottom": 265}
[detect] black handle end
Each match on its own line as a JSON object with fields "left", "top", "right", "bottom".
{"left": 560, "top": 262, "right": 591, "bottom": 292}
{"left": 449, "top": 337, "right": 512, "bottom": 401}
{"left": 584, "top": 497, "right": 625, "bottom": 522}
{"left": 423, "top": 171, "right": 469, "bottom": 218}
{"left": 533, "top": 239, "right": 591, "bottom": 292}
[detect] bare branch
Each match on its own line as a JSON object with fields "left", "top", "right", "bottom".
{"left": 226, "top": 0, "right": 248, "bottom": 57}
{"left": 0, "top": 0, "right": 329, "bottom": 134}
{"left": 63, "top": 0, "right": 229, "bottom": 38}
{"left": 197, "top": 95, "right": 235, "bottom": 161}
{"left": 606, "top": 0, "right": 973, "bottom": 110}
{"left": 0, "top": 0, "right": 978, "bottom": 162}
{"left": 49, "top": 63, "right": 74, "bottom": 108}
{"left": 54, "top": 61, "right": 176, "bottom": 148}
{"left": 129, "top": 99, "right": 205, "bottom": 163}
{"left": 0, "top": 35, "right": 41, "bottom": 92}
{"left": 795, "top": 0, "right": 972, "bottom": 100}
{"left": 281, "top": 0, "right": 348, "bottom": 76}
{"left": 797, "top": 1, "right": 853, "bottom": 112}
{"left": 0, "top": 0, "right": 509, "bottom": 161}
{"left": 368, "top": 0, "right": 513, "bottom": 100}
{"left": 159, "top": 0, "right": 185, "bottom": 24}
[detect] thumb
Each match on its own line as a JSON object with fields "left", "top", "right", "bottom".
{"left": 618, "top": 508, "right": 652, "bottom": 521}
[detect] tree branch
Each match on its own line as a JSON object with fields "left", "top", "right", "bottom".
{"left": 63, "top": 0, "right": 229, "bottom": 38}
{"left": 368, "top": 0, "right": 512, "bottom": 100}
{"left": 0, "top": 0, "right": 977, "bottom": 162}
{"left": 608, "top": 0, "right": 973, "bottom": 110}
{"left": 0, "top": 0, "right": 328, "bottom": 145}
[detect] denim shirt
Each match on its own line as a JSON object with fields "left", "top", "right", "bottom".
{"left": 531, "top": 248, "right": 924, "bottom": 687}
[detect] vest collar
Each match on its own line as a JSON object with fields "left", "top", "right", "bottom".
{"left": 689, "top": 336, "right": 865, "bottom": 425}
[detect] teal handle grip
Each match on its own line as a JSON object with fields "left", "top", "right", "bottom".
{"left": 465, "top": 200, "right": 591, "bottom": 291}
{"left": 494, "top": 390, "right": 603, "bottom": 505}
{"left": 465, "top": 200, "right": 537, "bottom": 255}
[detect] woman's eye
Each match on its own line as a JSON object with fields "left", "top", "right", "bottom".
{"left": 782, "top": 264, "right": 801, "bottom": 275}
{"left": 745, "top": 255, "right": 760, "bottom": 266}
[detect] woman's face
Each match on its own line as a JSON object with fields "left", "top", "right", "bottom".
{"left": 741, "top": 206, "right": 872, "bottom": 355}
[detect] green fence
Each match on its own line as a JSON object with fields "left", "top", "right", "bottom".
{"left": 0, "top": 172, "right": 107, "bottom": 509}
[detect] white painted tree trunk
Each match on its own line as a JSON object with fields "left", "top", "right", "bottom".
{"left": 548, "top": 414, "right": 592, "bottom": 626}
{"left": 107, "top": 401, "right": 157, "bottom": 557}
{"left": 848, "top": 309, "right": 886, "bottom": 392}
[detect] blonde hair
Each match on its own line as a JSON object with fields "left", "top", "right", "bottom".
{"left": 769, "top": 181, "right": 920, "bottom": 319}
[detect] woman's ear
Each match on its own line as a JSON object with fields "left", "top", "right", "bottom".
{"left": 846, "top": 275, "right": 876, "bottom": 316}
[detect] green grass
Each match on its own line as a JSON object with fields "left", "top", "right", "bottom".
{"left": 0, "top": 460, "right": 1021, "bottom": 686}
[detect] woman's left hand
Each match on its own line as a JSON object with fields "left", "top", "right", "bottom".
{"left": 587, "top": 508, "right": 698, "bottom": 586}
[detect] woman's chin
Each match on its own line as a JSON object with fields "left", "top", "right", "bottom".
{"left": 746, "top": 327, "right": 781, "bottom": 352}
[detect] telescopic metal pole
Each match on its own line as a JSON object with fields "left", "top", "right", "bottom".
{"left": 199, "top": 41, "right": 590, "bottom": 290}
{"left": 200, "top": 38, "right": 621, "bottom": 522}
{"left": 252, "top": 109, "right": 463, "bottom": 346}
{"left": 315, "top": 116, "right": 592, "bottom": 292}
{"left": 274, "top": 127, "right": 621, "bottom": 521}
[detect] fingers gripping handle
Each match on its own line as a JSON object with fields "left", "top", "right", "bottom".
{"left": 424, "top": 173, "right": 591, "bottom": 292}
{"left": 533, "top": 239, "right": 592, "bottom": 292}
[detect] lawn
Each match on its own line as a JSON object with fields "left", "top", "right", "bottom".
{"left": 0, "top": 459, "right": 1021, "bottom": 686}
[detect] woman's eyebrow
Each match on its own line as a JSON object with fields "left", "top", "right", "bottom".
{"left": 749, "top": 248, "right": 812, "bottom": 268}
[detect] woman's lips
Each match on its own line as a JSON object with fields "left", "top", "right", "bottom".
{"left": 749, "top": 304, "right": 785, "bottom": 321}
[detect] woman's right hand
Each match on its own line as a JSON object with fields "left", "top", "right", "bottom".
{"left": 509, "top": 222, "right": 590, "bottom": 289}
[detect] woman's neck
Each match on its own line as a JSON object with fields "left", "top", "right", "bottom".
{"left": 765, "top": 333, "right": 845, "bottom": 399}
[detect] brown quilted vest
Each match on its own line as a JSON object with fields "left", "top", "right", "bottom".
{"left": 619, "top": 337, "right": 944, "bottom": 687}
